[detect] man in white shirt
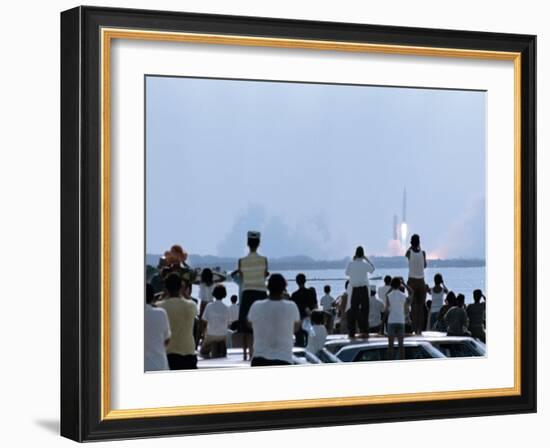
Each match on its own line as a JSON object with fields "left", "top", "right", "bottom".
{"left": 201, "top": 285, "right": 230, "bottom": 358}
{"left": 248, "top": 274, "right": 301, "bottom": 366}
{"left": 384, "top": 277, "right": 411, "bottom": 360}
{"left": 368, "top": 286, "right": 386, "bottom": 334}
{"left": 144, "top": 284, "right": 171, "bottom": 371}
{"left": 345, "top": 246, "right": 375, "bottom": 338}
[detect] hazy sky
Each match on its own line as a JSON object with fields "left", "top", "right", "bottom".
{"left": 146, "top": 76, "right": 486, "bottom": 259}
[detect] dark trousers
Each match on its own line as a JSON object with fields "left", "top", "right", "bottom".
{"left": 167, "top": 353, "right": 198, "bottom": 370}
{"left": 408, "top": 277, "right": 427, "bottom": 334}
{"left": 251, "top": 357, "right": 292, "bottom": 367}
{"left": 347, "top": 286, "right": 369, "bottom": 337}
{"left": 238, "top": 289, "right": 268, "bottom": 332}
{"left": 295, "top": 327, "right": 308, "bottom": 347}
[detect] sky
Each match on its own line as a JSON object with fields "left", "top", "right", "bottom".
{"left": 146, "top": 76, "right": 486, "bottom": 259}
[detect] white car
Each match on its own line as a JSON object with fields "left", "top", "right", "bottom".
{"left": 335, "top": 340, "right": 446, "bottom": 362}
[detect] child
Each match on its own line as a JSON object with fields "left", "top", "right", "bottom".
{"left": 306, "top": 310, "right": 328, "bottom": 355}
{"left": 428, "top": 273, "right": 448, "bottom": 330}
{"left": 198, "top": 268, "right": 214, "bottom": 317}
{"left": 200, "top": 284, "right": 229, "bottom": 358}
{"left": 228, "top": 294, "right": 240, "bottom": 326}
{"left": 384, "top": 277, "right": 411, "bottom": 360}
{"left": 320, "top": 285, "right": 335, "bottom": 332}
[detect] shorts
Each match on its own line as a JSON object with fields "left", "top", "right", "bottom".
{"left": 388, "top": 323, "right": 405, "bottom": 337}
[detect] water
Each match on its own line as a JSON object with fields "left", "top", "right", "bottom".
{"left": 199, "top": 266, "right": 486, "bottom": 307}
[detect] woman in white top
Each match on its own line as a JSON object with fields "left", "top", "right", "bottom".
{"left": 405, "top": 234, "right": 427, "bottom": 335}
{"left": 345, "top": 246, "right": 375, "bottom": 338}
{"left": 428, "top": 273, "right": 448, "bottom": 330}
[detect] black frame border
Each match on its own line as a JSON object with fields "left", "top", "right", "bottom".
{"left": 60, "top": 6, "right": 536, "bottom": 442}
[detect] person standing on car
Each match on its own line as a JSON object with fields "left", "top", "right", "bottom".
{"left": 237, "top": 231, "right": 269, "bottom": 360}
{"left": 406, "top": 234, "right": 427, "bottom": 335}
{"left": 384, "top": 277, "right": 411, "bottom": 360}
{"left": 345, "top": 246, "right": 375, "bottom": 338}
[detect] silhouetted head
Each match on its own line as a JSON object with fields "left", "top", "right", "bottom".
{"left": 390, "top": 277, "right": 402, "bottom": 289}
{"left": 230, "top": 294, "right": 238, "bottom": 304}
{"left": 446, "top": 291, "right": 457, "bottom": 307}
{"left": 170, "top": 244, "right": 188, "bottom": 263}
{"left": 247, "top": 230, "right": 261, "bottom": 251}
{"left": 212, "top": 284, "right": 227, "bottom": 300}
{"left": 410, "top": 234, "right": 420, "bottom": 250}
{"left": 296, "top": 273, "right": 306, "bottom": 287}
{"left": 165, "top": 272, "right": 182, "bottom": 297}
{"left": 268, "top": 273, "right": 287, "bottom": 298}
{"left": 146, "top": 283, "right": 155, "bottom": 304}
{"left": 434, "top": 273, "right": 443, "bottom": 285}
{"left": 324, "top": 285, "right": 331, "bottom": 294}
{"left": 384, "top": 275, "right": 392, "bottom": 285}
{"left": 311, "top": 310, "right": 324, "bottom": 326}
{"left": 354, "top": 246, "right": 365, "bottom": 259}
{"left": 473, "top": 289, "right": 483, "bottom": 303}
{"left": 247, "top": 237, "right": 260, "bottom": 251}
{"left": 457, "top": 294, "right": 465, "bottom": 307}
{"left": 201, "top": 268, "right": 214, "bottom": 286}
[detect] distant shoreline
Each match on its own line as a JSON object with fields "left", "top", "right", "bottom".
{"left": 146, "top": 253, "right": 485, "bottom": 270}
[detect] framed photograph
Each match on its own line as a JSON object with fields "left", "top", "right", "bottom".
{"left": 60, "top": 6, "right": 536, "bottom": 441}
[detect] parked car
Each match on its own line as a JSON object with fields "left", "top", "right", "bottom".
{"left": 197, "top": 347, "right": 330, "bottom": 369}
{"left": 335, "top": 340, "right": 446, "bottom": 362}
{"left": 408, "top": 333, "right": 486, "bottom": 357}
{"left": 325, "top": 332, "right": 486, "bottom": 359}
{"left": 324, "top": 336, "right": 370, "bottom": 355}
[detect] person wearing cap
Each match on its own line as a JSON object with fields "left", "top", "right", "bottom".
{"left": 237, "top": 231, "right": 269, "bottom": 360}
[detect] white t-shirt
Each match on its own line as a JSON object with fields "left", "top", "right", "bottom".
{"left": 368, "top": 296, "right": 386, "bottom": 327}
{"left": 199, "top": 283, "right": 214, "bottom": 304}
{"left": 430, "top": 289, "right": 445, "bottom": 313}
{"left": 407, "top": 249, "right": 426, "bottom": 279}
{"left": 345, "top": 259, "right": 375, "bottom": 287}
{"left": 228, "top": 303, "right": 240, "bottom": 323}
{"left": 320, "top": 294, "right": 334, "bottom": 312}
{"left": 202, "top": 300, "right": 230, "bottom": 337}
{"left": 306, "top": 324, "right": 328, "bottom": 354}
{"left": 378, "top": 285, "right": 391, "bottom": 302}
{"left": 248, "top": 298, "right": 300, "bottom": 364}
{"left": 387, "top": 290, "right": 408, "bottom": 324}
{"left": 144, "top": 305, "right": 171, "bottom": 371}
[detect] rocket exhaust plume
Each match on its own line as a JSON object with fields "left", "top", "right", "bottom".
{"left": 400, "top": 222, "right": 408, "bottom": 248}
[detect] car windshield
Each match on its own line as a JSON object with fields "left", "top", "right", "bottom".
{"left": 433, "top": 342, "right": 479, "bottom": 357}
{"left": 354, "top": 345, "right": 433, "bottom": 362}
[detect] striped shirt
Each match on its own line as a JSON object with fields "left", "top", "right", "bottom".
{"left": 239, "top": 252, "right": 267, "bottom": 292}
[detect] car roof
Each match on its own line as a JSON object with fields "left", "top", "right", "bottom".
{"left": 336, "top": 340, "right": 434, "bottom": 350}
